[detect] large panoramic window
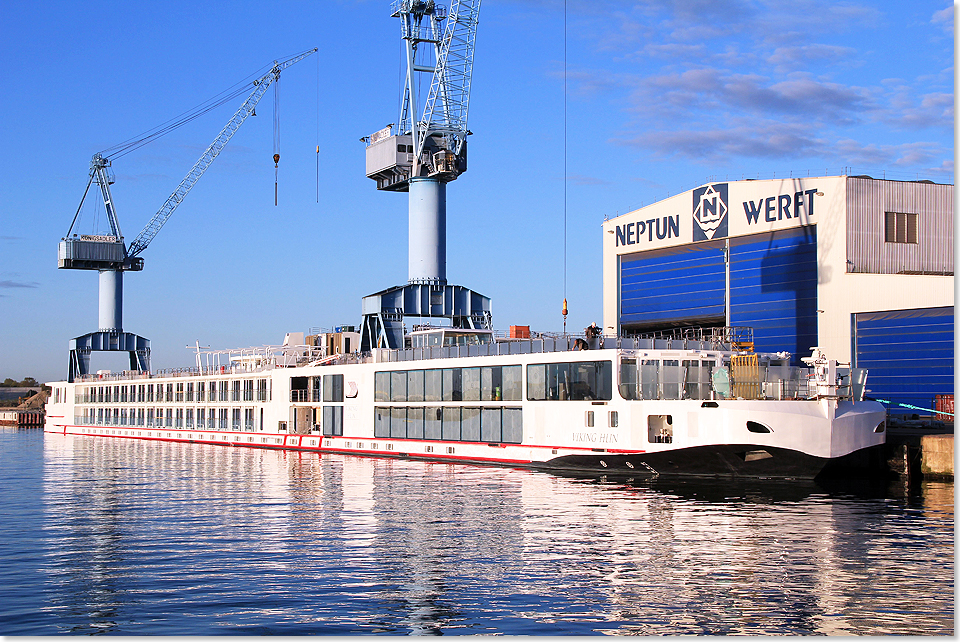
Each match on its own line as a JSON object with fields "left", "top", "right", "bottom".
{"left": 526, "top": 361, "right": 612, "bottom": 401}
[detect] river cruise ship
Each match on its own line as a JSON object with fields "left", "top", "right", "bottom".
{"left": 44, "top": 325, "right": 886, "bottom": 479}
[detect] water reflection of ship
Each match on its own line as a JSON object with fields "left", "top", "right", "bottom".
{"left": 39, "top": 436, "right": 953, "bottom": 635}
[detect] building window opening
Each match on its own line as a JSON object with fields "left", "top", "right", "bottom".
{"left": 885, "top": 211, "right": 918, "bottom": 244}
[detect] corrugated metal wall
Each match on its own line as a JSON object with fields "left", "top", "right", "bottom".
{"left": 620, "top": 227, "right": 818, "bottom": 364}
{"left": 846, "top": 177, "right": 954, "bottom": 275}
{"left": 854, "top": 307, "right": 954, "bottom": 415}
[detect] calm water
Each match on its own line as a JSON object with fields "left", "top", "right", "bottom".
{"left": 0, "top": 428, "right": 953, "bottom": 635}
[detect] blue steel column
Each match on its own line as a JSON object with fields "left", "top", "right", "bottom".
{"left": 408, "top": 177, "right": 446, "bottom": 285}
{"left": 98, "top": 269, "right": 122, "bottom": 332}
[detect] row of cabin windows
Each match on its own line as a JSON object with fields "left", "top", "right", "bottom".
{"left": 375, "top": 361, "right": 612, "bottom": 403}
{"left": 78, "top": 407, "right": 261, "bottom": 431}
{"left": 375, "top": 366, "right": 522, "bottom": 403}
{"left": 77, "top": 379, "right": 271, "bottom": 404}
{"left": 374, "top": 406, "right": 522, "bottom": 444}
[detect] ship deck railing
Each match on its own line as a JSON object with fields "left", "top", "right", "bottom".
{"left": 370, "top": 332, "right": 738, "bottom": 364}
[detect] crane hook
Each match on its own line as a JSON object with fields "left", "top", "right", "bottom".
{"left": 273, "top": 153, "right": 280, "bottom": 167}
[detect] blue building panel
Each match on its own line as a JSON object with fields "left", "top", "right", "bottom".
{"left": 620, "top": 240, "right": 725, "bottom": 328}
{"left": 854, "top": 307, "right": 954, "bottom": 415}
{"left": 619, "top": 228, "right": 818, "bottom": 364}
{"left": 729, "top": 228, "right": 818, "bottom": 362}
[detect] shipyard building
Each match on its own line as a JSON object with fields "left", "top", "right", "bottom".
{"left": 601, "top": 175, "right": 954, "bottom": 416}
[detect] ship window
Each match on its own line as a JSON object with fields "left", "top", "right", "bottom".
{"left": 323, "top": 406, "right": 343, "bottom": 436}
{"left": 442, "top": 406, "right": 460, "bottom": 440}
{"left": 648, "top": 414, "right": 673, "bottom": 443}
{"left": 176, "top": 383, "right": 184, "bottom": 402}
{"left": 526, "top": 361, "right": 612, "bottom": 401}
{"left": 662, "top": 360, "right": 683, "bottom": 400}
{"left": 480, "top": 366, "right": 501, "bottom": 401}
{"left": 374, "top": 407, "right": 389, "bottom": 438}
{"left": 231, "top": 380, "right": 240, "bottom": 401}
{"left": 640, "top": 360, "right": 659, "bottom": 400}
{"left": 407, "top": 407, "right": 424, "bottom": 439}
{"left": 175, "top": 408, "right": 184, "bottom": 428}
{"left": 146, "top": 385, "right": 154, "bottom": 403}
{"left": 390, "top": 370, "right": 407, "bottom": 402}
{"left": 443, "top": 368, "right": 461, "bottom": 401}
{"left": 407, "top": 370, "right": 424, "bottom": 402}
{"left": 609, "top": 410, "right": 618, "bottom": 428}
{"left": 243, "top": 379, "right": 254, "bottom": 401}
{"left": 502, "top": 365, "right": 522, "bottom": 401}
{"left": 197, "top": 408, "right": 205, "bottom": 429}
{"left": 462, "top": 368, "right": 480, "bottom": 401}
{"left": 585, "top": 410, "right": 594, "bottom": 427}
{"left": 424, "top": 407, "right": 442, "bottom": 439}
{"left": 323, "top": 374, "right": 344, "bottom": 402}
{"left": 619, "top": 357, "right": 638, "bottom": 400}
{"left": 166, "top": 383, "right": 174, "bottom": 402}
{"left": 480, "top": 407, "right": 501, "bottom": 442}
{"left": 461, "top": 407, "right": 480, "bottom": 441}
{"left": 375, "top": 372, "right": 390, "bottom": 402}
{"left": 424, "top": 369, "right": 442, "bottom": 401}
{"left": 502, "top": 408, "right": 522, "bottom": 444}
{"left": 218, "top": 381, "right": 228, "bottom": 402}
{"left": 746, "top": 420, "right": 771, "bottom": 433}
{"left": 244, "top": 408, "right": 255, "bottom": 431}
{"left": 390, "top": 407, "right": 407, "bottom": 438}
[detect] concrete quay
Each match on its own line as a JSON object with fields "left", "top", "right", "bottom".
{"left": 884, "top": 424, "right": 954, "bottom": 481}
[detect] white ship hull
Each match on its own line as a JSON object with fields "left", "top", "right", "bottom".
{"left": 44, "top": 338, "right": 887, "bottom": 480}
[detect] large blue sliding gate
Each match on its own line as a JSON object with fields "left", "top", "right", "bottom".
{"left": 620, "top": 227, "right": 818, "bottom": 364}
{"left": 854, "top": 307, "right": 954, "bottom": 416}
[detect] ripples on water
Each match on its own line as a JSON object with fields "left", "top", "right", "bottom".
{"left": 0, "top": 428, "right": 953, "bottom": 635}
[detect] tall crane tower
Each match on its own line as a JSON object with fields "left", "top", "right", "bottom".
{"left": 60, "top": 49, "right": 317, "bottom": 381}
{"left": 360, "top": 0, "right": 489, "bottom": 350}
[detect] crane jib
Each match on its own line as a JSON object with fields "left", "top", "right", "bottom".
{"left": 124, "top": 48, "right": 317, "bottom": 260}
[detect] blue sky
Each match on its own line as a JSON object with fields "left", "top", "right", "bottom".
{"left": 1, "top": 0, "right": 953, "bottom": 383}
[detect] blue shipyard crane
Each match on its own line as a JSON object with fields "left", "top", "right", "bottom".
{"left": 59, "top": 49, "right": 317, "bottom": 381}
{"left": 361, "top": 0, "right": 490, "bottom": 350}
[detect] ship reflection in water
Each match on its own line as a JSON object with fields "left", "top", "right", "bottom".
{"left": 21, "top": 432, "right": 955, "bottom": 635}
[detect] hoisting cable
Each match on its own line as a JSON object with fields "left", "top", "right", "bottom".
{"left": 316, "top": 51, "right": 320, "bottom": 204}
{"left": 317, "top": 51, "right": 320, "bottom": 205}
{"left": 561, "top": 0, "right": 568, "bottom": 336}
{"left": 274, "top": 72, "right": 281, "bottom": 206}
{"left": 97, "top": 65, "right": 275, "bottom": 161}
